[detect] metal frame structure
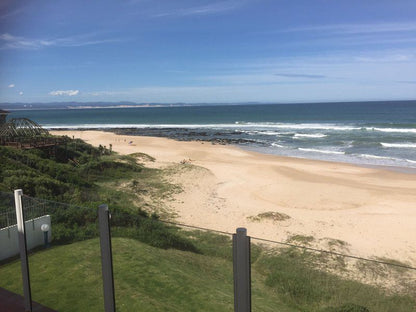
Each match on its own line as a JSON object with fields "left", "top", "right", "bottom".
{"left": 0, "top": 118, "right": 49, "bottom": 137}
{"left": 98, "top": 204, "right": 116, "bottom": 312}
{"left": 0, "top": 117, "right": 68, "bottom": 149}
{"left": 14, "top": 189, "right": 32, "bottom": 312}
{"left": 233, "top": 228, "right": 251, "bottom": 312}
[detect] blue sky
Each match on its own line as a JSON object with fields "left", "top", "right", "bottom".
{"left": 1, "top": 0, "right": 416, "bottom": 103}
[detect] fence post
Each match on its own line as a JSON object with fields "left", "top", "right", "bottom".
{"left": 98, "top": 204, "right": 116, "bottom": 312}
{"left": 233, "top": 227, "right": 251, "bottom": 312}
{"left": 14, "top": 189, "right": 32, "bottom": 312}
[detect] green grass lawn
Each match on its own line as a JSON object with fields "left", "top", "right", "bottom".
{"left": 1, "top": 236, "right": 414, "bottom": 312}
{"left": 0, "top": 238, "right": 291, "bottom": 312}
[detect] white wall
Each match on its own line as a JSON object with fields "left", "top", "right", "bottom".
{"left": 0, "top": 215, "right": 51, "bottom": 261}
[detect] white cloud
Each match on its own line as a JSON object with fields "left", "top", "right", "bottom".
{"left": 84, "top": 48, "right": 416, "bottom": 102}
{"left": 0, "top": 5, "right": 28, "bottom": 20}
{"left": 284, "top": 22, "right": 416, "bottom": 35}
{"left": 152, "top": 0, "right": 244, "bottom": 18}
{"left": 8, "top": 84, "right": 15, "bottom": 88}
{"left": 84, "top": 82, "right": 416, "bottom": 103}
{"left": 353, "top": 54, "right": 414, "bottom": 63}
{"left": 261, "top": 22, "right": 416, "bottom": 48}
{"left": 0, "top": 33, "right": 121, "bottom": 50}
{"left": 19, "top": 91, "right": 23, "bottom": 95}
{"left": 49, "top": 90, "right": 79, "bottom": 96}
{"left": 274, "top": 73, "right": 326, "bottom": 79}
{"left": 1, "top": 33, "right": 40, "bottom": 49}
{"left": 88, "top": 91, "right": 124, "bottom": 96}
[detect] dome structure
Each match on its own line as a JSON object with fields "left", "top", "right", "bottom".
{"left": 0, "top": 118, "right": 50, "bottom": 138}
{"left": 0, "top": 109, "right": 8, "bottom": 125}
{"left": 0, "top": 117, "right": 67, "bottom": 149}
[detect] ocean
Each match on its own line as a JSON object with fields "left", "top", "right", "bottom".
{"left": 8, "top": 101, "right": 416, "bottom": 171}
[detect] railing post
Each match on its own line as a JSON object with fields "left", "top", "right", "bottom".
{"left": 233, "top": 227, "right": 251, "bottom": 312}
{"left": 98, "top": 204, "right": 116, "bottom": 312}
{"left": 14, "top": 189, "right": 32, "bottom": 312}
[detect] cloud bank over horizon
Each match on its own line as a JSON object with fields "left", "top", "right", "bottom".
{"left": 49, "top": 90, "right": 80, "bottom": 96}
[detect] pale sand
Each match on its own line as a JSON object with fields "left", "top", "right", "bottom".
{"left": 52, "top": 130, "right": 416, "bottom": 265}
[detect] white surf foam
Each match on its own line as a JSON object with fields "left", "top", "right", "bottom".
{"left": 262, "top": 131, "right": 282, "bottom": 136}
{"left": 381, "top": 143, "right": 416, "bottom": 148}
{"left": 357, "top": 154, "right": 395, "bottom": 161}
{"left": 298, "top": 148, "right": 344, "bottom": 155}
{"left": 369, "top": 127, "right": 416, "bottom": 134}
{"left": 235, "top": 122, "right": 360, "bottom": 131}
{"left": 294, "top": 133, "right": 327, "bottom": 138}
{"left": 45, "top": 122, "right": 366, "bottom": 132}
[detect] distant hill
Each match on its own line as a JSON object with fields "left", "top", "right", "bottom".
{"left": 2, "top": 100, "right": 416, "bottom": 111}
{"left": 0, "top": 101, "right": 154, "bottom": 110}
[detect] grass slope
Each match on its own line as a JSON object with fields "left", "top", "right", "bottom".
{"left": 1, "top": 236, "right": 414, "bottom": 312}
{"left": 0, "top": 238, "right": 290, "bottom": 312}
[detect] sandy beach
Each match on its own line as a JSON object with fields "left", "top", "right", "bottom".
{"left": 52, "top": 130, "right": 416, "bottom": 265}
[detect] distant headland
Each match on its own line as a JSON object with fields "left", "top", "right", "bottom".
{"left": 1, "top": 100, "right": 415, "bottom": 111}
{"left": 0, "top": 101, "right": 267, "bottom": 110}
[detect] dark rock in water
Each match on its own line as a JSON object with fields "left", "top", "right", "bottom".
{"left": 104, "top": 127, "right": 262, "bottom": 147}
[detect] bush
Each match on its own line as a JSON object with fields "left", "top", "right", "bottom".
{"left": 111, "top": 212, "right": 199, "bottom": 253}
{"left": 52, "top": 223, "right": 98, "bottom": 244}
{"left": 0, "top": 142, "right": 199, "bottom": 253}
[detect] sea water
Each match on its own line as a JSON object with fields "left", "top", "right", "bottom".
{"left": 8, "top": 101, "right": 416, "bottom": 171}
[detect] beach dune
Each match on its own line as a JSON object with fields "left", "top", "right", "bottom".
{"left": 52, "top": 130, "right": 416, "bottom": 265}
